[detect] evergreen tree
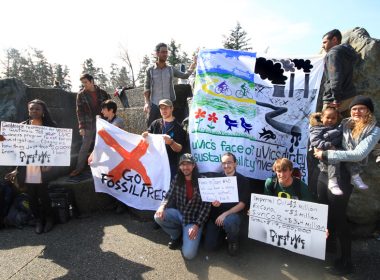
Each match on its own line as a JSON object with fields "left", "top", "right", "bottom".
{"left": 33, "top": 48, "right": 53, "bottom": 87}
{"left": 81, "top": 58, "right": 98, "bottom": 77}
{"left": 168, "top": 39, "right": 182, "bottom": 67}
{"left": 137, "top": 55, "right": 151, "bottom": 86}
{"left": 222, "top": 22, "right": 252, "bottom": 51}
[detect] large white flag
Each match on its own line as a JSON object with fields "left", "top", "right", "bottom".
{"left": 90, "top": 118, "right": 171, "bottom": 210}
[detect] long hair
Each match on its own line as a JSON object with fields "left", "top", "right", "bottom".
{"left": 28, "top": 99, "right": 57, "bottom": 127}
{"left": 350, "top": 112, "right": 375, "bottom": 139}
{"left": 174, "top": 163, "right": 200, "bottom": 189}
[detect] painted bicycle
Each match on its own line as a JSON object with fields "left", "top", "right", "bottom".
{"left": 235, "top": 83, "right": 253, "bottom": 99}
{"left": 215, "top": 81, "right": 232, "bottom": 96}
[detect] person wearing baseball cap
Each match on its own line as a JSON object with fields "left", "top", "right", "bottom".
{"left": 314, "top": 95, "right": 380, "bottom": 275}
{"left": 154, "top": 153, "right": 211, "bottom": 260}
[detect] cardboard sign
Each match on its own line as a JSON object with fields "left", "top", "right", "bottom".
{"left": 198, "top": 176, "right": 238, "bottom": 203}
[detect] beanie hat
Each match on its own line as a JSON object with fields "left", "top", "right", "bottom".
{"left": 349, "top": 95, "right": 374, "bottom": 113}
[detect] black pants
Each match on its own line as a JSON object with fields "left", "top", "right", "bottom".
{"left": 317, "top": 164, "right": 353, "bottom": 262}
{"left": 26, "top": 183, "right": 53, "bottom": 221}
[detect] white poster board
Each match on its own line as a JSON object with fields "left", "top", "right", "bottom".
{"left": 248, "top": 193, "right": 328, "bottom": 260}
{"left": 198, "top": 176, "right": 238, "bottom": 203}
{"left": 0, "top": 121, "right": 72, "bottom": 166}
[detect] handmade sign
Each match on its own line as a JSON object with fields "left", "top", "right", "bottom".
{"left": 248, "top": 193, "right": 328, "bottom": 260}
{"left": 198, "top": 176, "right": 238, "bottom": 203}
{"left": 0, "top": 121, "right": 72, "bottom": 166}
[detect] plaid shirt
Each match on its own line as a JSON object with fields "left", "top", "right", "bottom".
{"left": 162, "top": 177, "right": 211, "bottom": 227}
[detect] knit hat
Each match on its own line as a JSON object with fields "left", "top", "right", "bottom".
{"left": 349, "top": 95, "right": 374, "bottom": 113}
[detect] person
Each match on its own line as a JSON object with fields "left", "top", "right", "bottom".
{"left": 314, "top": 95, "right": 380, "bottom": 275}
{"left": 142, "top": 99, "right": 186, "bottom": 181}
{"left": 1, "top": 99, "right": 57, "bottom": 234}
{"left": 154, "top": 154, "right": 211, "bottom": 260}
{"left": 114, "top": 86, "right": 131, "bottom": 108}
{"left": 143, "top": 42, "right": 197, "bottom": 127}
{"left": 264, "top": 158, "right": 314, "bottom": 202}
{"left": 309, "top": 107, "right": 344, "bottom": 195}
{"left": 70, "top": 74, "right": 109, "bottom": 177}
{"left": 100, "top": 99, "right": 126, "bottom": 130}
{"left": 203, "top": 152, "right": 250, "bottom": 256}
{"left": 320, "top": 29, "right": 357, "bottom": 117}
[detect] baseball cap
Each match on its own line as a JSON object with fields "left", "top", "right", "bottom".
{"left": 179, "top": 153, "right": 195, "bottom": 165}
{"left": 158, "top": 99, "right": 173, "bottom": 107}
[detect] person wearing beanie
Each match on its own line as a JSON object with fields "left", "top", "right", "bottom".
{"left": 314, "top": 95, "right": 380, "bottom": 276}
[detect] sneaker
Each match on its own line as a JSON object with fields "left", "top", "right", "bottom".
{"left": 43, "top": 217, "right": 54, "bottom": 233}
{"left": 168, "top": 238, "right": 181, "bottom": 250}
{"left": 328, "top": 178, "right": 343, "bottom": 195}
{"left": 228, "top": 241, "right": 239, "bottom": 256}
{"left": 35, "top": 220, "right": 43, "bottom": 234}
{"left": 329, "top": 259, "right": 354, "bottom": 276}
{"left": 351, "top": 174, "right": 369, "bottom": 190}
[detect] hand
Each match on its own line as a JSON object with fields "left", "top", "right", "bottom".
{"left": 163, "top": 134, "right": 173, "bottom": 145}
{"left": 155, "top": 206, "right": 165, "bottom": 220}
{"left": 188, "top": 224, "right": 199, "bottom": 240}
{"left": 79, "top": 129, "right": 85, "bottom": 136}
{"left": 215, "top": 212, "right": 227, "bottom": 226}
{"left": 41, "top": 166, "right": 52, "bottom": 172}
{"left": 88, "top": 152, "right": 94, "bottom": 165}
{"left": 314, "top": 148, "right": 323, "bottom": 160}
{"left": 143, "top": 103, "right": 150, "bottom": 114}
{"left": 0, "top": 135, "right": 5, "bottom": 141}
{"left": 212, "top": 200, "right": 221, "bottom": 207}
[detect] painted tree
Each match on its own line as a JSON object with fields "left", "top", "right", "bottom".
{"left": 222, "top": 22, "right": 252, "bottom": 51}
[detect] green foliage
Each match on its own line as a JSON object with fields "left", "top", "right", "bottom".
{"left": 137, "top": 55, "right": 151, "bottom": 87}
{"left": 222, "top": 22, "right": 252, "bottom": 51}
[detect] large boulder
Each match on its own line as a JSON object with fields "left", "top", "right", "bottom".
{"left": 341, "top": 28, "right": 380, "bottom": 232}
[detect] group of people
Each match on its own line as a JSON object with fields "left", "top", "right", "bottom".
{"left": 1, "top": 30, "right": 379, "bottom": 277}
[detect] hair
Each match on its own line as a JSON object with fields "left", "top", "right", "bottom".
{"left": 175, "top": 162, "right": 199, "bottom": 188}
{"left": 350, "top": 112, "right": 375, "bottom": 139}
{"left": 155, "top": 43, "right": 168, "bottom": 53}
{"left": 101, "top": 99, "right": 117, "bottom": 113}
{"left": 80, "top": 73, "right": 94, "bottom": 82}
{"left": 222, "top": 152, "right": 237, "bottom": 163}
{"left": 272, "top": 158, "right": 293, "bottom": 172}
{"left": 28, "top": 99, "right": 57, "bottom": 127}
{"left": 321, "top": 106, "right": 340, "bottom": 122}
{"left": 323, "top": 29, "right": 342, "bottom": 43}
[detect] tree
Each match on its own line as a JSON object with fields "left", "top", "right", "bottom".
{"left": 33, "top": 48, "right": 53, "bottom": 87}
{"left": 119, "top": 46, "right": 136, "bottom": 88}
{"left": 81, "top": 58, "right": 98, "bottom": 77}
{"left": 54, "top": 64, "right": 72, "bottom": 91}
{"left": 137, "top": 55, "right": 151, "bottom": 86}
{"left": 222, "top": 22, "right": 252, "bottom": 51}
{"left": 168, "top": 39, "right": 182, "bottom": 67}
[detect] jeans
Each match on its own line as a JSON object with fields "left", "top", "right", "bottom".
{"left": 204, "top": 213, "right": 241, "bottom": 251}
{"left": 75, "top": 129, "right": 96, "bottom": 171}
{"left": 154, "top": 208, "right": 202, "bottom": 260}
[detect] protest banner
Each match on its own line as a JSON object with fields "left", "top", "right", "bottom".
{"left": 198, "top": 176, "right": 238, "bottom": 203}
{"left": 90, "top": 118, "right": 171, "bottom": 211}
{"left": 248, "top": 193, "right": 328, "bottom": 260}
{"left": 189, "top": 49, "right": 324, "bottom": 181}
{"left": 0, "top": 121, "right": 72, "bottom": 166}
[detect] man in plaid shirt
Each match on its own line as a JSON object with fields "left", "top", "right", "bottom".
{"left": 154, "top": 154, "right": 211, "bottom": 260}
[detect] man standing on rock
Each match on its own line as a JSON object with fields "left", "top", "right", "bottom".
{"left": 70, "top": 74, "right": 109, "bottom": 178}
{"left": 321, "top": 29, "right": 358, "bottom": 117}
{"left": 143, "top": 42, "right": 197, "bottom": 127}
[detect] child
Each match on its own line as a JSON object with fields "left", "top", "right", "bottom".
{"left": 309, "top": 107, "right": 344, "bottom": 195}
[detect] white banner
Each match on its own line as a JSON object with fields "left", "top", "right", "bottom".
{"left": 90, "top": 118, "right": 171, "bottom": 211}
{"left": 248, "top": 193, "right": 328, "bottom": 260}
{"left": 198, "top": 176, "right": 238, "bottom": 203}
{"left": 189, "top": 49, "right": 324, "bottom": 181}
{"left": 0, "top": 121, "right": 72, "bottom": 166}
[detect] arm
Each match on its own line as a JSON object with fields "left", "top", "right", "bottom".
{"left": 309, "top": 127, "right": 332, "bottom": 150}
{"left": 324, "top": 127, "right": 380, "bottom": 164}
{"left": 263, "top": 178, "right": 274, "bottom": 196}
{"left": 163, "top": 135, "right": 182, "bottom": 153}
{"left": 155, "top": 182, "right": 175, "bottom": 219}
{"left": 325, "top": 50, "right": 344, "bottom": 103}
{"left": 76, "top": 93, "right": 86, "bottom": 135}
{"left": 144, "top": 67, "right": 151, "bottom": 113}
{"left": 215, "top": 202, "right": 245, "bottom": 226}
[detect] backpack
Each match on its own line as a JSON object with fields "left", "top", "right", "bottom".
{"left": 4, "top": 193, "right": 33, "bottom": 229}
{"left": 267, "top": 176, "right": 302, "bottom": 200}
{"left": 48, "top": 185, "right": 77, "bottom": 223}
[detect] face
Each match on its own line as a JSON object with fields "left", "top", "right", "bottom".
{"left": 81, "top": 78, "right": 95, "bottom": 91}
{"left": 221, "top": 155, "right": 237, "bottom": 176}
{"left": 275, "top": 168, "right": 293, "bottom": 185}
{"left": 321, "top": 109, "right": 338, "bottom": 126}
{"left": 179, "top": 162, "right": 195, "bottom": 177}
{"left": 159, "top": 105, "right": 173, "bottom": 119}
{"left": 101, "top": 107, "right": 113, "bottom": 118}
{"left": 322, "top": 35, "right": 338, "bottom": 52}
{"left": 28, "top": 103, "right": 44, "bottom": 120}
{"left": 350, "top": 105, "right": 369, "bottom": 122}
{"left": 156, "top": 47, "right": 168, "bottom": 63}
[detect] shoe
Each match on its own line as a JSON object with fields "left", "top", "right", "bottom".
{"left": 152, "top": 221, "right": 160, "bottom": 230}
{"left": 35, "top": 220, "right": 43, "bottom": 234}
{"left": 329, "top": 259, "right": 354, "bottom": 276}
{"left": 44, "top": 218, "right": 54, "bottom": 233}
{"left": 351, "top": 174, "right": 368, "bottom": 190}
{"left": 328, "top": 186, "right": 343, "bottom": 196}
{"left": 168, "top": 238, "right": 181, "bottom": 250}
{"left": 115, "top": 204, "right": 127, "bottom": 214}
{"left": 328, "top": 178, "right": 343, "bottom": 195}
{"left": 69, "top": 169, "right": 83, "bottom": 177}
{"left": 228, "top": 241, "right": 239, "bottom": 256}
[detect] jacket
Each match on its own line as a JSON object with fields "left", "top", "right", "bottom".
{"left": 309, "top": 112, "right": 342, "bottom": 150}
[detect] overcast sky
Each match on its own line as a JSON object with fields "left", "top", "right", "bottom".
{"left": 1, "top": 0, "right": 379, "bottom": 90}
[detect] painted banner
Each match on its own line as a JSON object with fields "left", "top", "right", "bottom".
{"left": 0, "top": 121, "right": 72, "bottom": 166}
{"left": 90, "top": 118, "right": 171, "bottom": 211}
{"left": 189, "top": 49, "right": 324, "bottom": 180}
{"left": 198, "top": 176, "right": 238, "bottom": 203}
{"left": 248, "top": 193, "right": 328, "bottom": 260}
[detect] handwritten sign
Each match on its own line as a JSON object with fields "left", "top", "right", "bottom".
{"left": 198, "top": 176, "right": 238, "bottom": 203}
{"left": 248, "top": 193, "right": 328, "bottom": 260}
{"left": 0, "top": 121, "right": 72, "bottom": 166}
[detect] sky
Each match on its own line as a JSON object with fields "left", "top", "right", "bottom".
{"left": 1, "top": 0, "right": 379, "bottom": 90}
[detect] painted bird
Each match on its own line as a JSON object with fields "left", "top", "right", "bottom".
{"left": 259, "top": 127, "right": 277, "bottom": 140}
{"left": 240, "top": 117, "right": 252, "bottom": 133}
{"left": 223, "top": 115, "right": 238, "bottom": 131}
